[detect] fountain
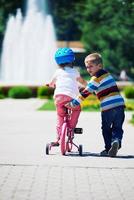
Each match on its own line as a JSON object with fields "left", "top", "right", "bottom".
{"left": 0, "top": 0, "right": 57, "bottom": 85}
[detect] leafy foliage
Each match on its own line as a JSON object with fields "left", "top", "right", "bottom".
{"left": 49, "top": 0, "right": 83, "bottom": 40}
{"left": 124, "top": 86, "right": 134, "bottom": 99}
{"left": 0, "top": 87, "right": 5, "bottom": 99}
{"left": 125, "top": 100, "right": 134, "bottom": 110}
{"left": 8, "top": 86, "right": 32, "bottom": 99}
{"left": 0, "top": 0, "right": 23, "bottom": 50}
{"left": 0, "top": 0, "right": 134, "bottom": 78}
{"left": 130, "top": 113, "right": 134, "bottom": 125}
{"left": 37, "top": 86, "right": 54, "bottom": 99}
{"left": 81, "top": 94, "right": 100, "bottom": 111}
{"left": 76, "top": 0, "right": 134, "bottom": 78}
{"left": 0, "top": 0, "right": 23, "bottom": 31}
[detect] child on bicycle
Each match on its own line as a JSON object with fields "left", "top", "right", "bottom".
{"left": 66, "top": 52, "right": 125, "bottom": 157}
{"left": 47, "top": 47, "right": 87, "bottom": 146}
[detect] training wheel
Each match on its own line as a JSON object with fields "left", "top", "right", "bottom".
{"left": 46, "top": 143, "right": 50, "bottom": 155}
{"left": 78, "top": 144, "right": 83, "bottom": 156}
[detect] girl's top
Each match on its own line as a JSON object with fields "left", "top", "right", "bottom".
{"left": 51, "top": 67, "right": 80, "bottom": 99}
{"left": 75, "top": 69, "right": 125, "bottom": 111}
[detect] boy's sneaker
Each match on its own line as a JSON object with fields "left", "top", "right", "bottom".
{"left": 108, "top": 139, "right": 119, "bottom": 157}
{"left": 100, "top": 149, "right": 108, "bottom": 156}
{"left": 51, "top": 141, "right": 60, "bottom": 147}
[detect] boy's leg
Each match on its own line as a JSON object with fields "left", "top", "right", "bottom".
{"left": 101, "top": 107, "right": 125, "bottom": 157}
{"left": 111, "top": 106, "right": 125, "bottom": 149}
{"left": 101, "top": 111, "right": 113, "bottom": 152}
{"left": 107, "top": 106, "right": 124, "bottom": 157}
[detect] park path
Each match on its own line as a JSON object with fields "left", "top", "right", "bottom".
{"left": 0, "top": 99, "right": 134, "bottom": 200}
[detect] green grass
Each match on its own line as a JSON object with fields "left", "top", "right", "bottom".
{"left": 38, "top": 99, "right": 99, "bottom": 111}
{"left": 125, "top": 99, "right": 134, "bottom": 111}
{"left": 130, "top": 113, "right": 134, "bottom": 125}
{"left": 38, "top": 99, "right": 56, "bottom": 111}
{"left": 81, "top": 105, "right": 100, "bottom": 111}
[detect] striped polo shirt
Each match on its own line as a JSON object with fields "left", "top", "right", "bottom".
{"left": 76, "top": 69, "right": 125, "bottom": 111}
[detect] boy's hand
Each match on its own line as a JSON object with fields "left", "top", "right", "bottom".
{"left": 78, "top": 86, "right": 85, "bottom": 93}
{"left": 65, "top": 99, "right": 80, "bottom": 108}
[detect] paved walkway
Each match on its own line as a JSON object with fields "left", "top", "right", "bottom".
{"left": 0, "top": 99, "right": 134, "bottom": 200}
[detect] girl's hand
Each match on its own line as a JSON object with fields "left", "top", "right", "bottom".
{"left": 45, "top": 83, "right": 56, "bottom": 88}
{"left": 45, "top": 83, "right": 50, "bottom": 87}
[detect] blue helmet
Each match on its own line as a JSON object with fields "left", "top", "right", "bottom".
{"left": 55, "top": 47, "right": 75, "bottom": 64}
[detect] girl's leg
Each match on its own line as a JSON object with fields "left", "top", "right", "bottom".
{"left": 55, "top": 104, "right": 66, "bottom": 140}
{"left": 55, "top": 95, "right": 81, "bottom": 139}
{"left": 54, "top": 95, "right": 72, "bottom": 140}
{"left": 68, "top": 106, "right": 81, "bottom": 129}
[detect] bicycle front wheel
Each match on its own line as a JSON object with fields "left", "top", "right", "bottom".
{"left": 60, "top": 123, "right": 68, "bottom": 155}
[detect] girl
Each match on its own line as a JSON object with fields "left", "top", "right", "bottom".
{"left": 47, "top": 47, "right": 87, "bottom": 145}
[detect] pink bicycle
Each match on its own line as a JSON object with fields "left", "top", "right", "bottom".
{"left": 46, "top": 107, "right": 83, "bottom": 156}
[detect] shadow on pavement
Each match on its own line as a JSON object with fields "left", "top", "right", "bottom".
{"left": 67, "top": 152, "right": 134, "bottom": 159}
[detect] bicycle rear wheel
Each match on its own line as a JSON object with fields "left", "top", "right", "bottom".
{"left": 78, "top": 144, "right": 83, "bottom": 156}
{"left": 66, "top": 131, "right": 73, "bottom": 152}
{"left": 46, "top": 143, "right": 50, "bottom": 155}
{"left": 60, "top": 123, "right": 68, "bottom": 155}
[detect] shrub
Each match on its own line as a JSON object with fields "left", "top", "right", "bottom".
{"left": 0, "top": 94, "right": 5, "bottom": 99}
{"left": 125, "top": 100, "right": 134, "bottom": 111}
{"left": 37, "top": 86, "right": 54, "bottom": 99}
{"left": 131, "top": 114, "right": 134, "bottom": 124}
{"left": 124, "top": 86, "right": 134, "bottom": 99}
{"left": 0, "top": 87, "right": 5, "bottom": 99}
{"left": 81, "top": 95, "right": 100, "bottom": 111}
{"left": 8, "top": 86, "right": 32, "bottom": 99}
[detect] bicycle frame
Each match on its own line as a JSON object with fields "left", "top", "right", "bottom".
{"left": 60, "top": 107, "right": 80, "bottom": 155}
{"left": 46, "top": 107, "right": 83, "bottom": 156}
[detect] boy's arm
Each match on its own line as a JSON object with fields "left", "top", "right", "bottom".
{"left": 74, "top": 87, "right": 92, "bottom": 105}
{"left": 67, "top": 78, "right": 99, "bottom": 107}
{"left": 77, "top": 76, "right": 87, "bottom": 87}
{"left": 66, "top": 86, "right": 92, "bottom": 108}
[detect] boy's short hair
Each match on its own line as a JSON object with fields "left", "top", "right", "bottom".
{"left": 85, "top": 53, "right": 103, "bottom": 66}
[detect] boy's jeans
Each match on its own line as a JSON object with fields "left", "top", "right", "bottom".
{"left": 101, "top": 106, "right": 125, "bottom": 151}
{"left": 54, "top": 94, "right": 81, "bottom": 139}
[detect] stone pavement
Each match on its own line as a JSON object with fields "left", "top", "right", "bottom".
{"left": 0, "top": 99, "right": 134, "bottom": 200}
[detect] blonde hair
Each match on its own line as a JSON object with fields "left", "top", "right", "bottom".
{"left": 85, "top": 53, "right": 103, "bottom": 66}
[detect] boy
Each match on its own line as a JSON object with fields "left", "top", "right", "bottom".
{"left": 66, "top": 53, "right": 125, "bottom": 157}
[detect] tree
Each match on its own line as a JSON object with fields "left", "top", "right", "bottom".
{"left": 76, "top": 0, "right": 134, "bottom": 78}
{"left": 0, "top": 0, "right": 134, "bottom": 78}
{"left": 0, "top": 0, "right": 23, "bottom": 51}
{"left": 49, "top": 0, "right": 83, "bottom": 40}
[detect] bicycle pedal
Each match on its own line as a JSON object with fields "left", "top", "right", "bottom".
{"left": 51, "top": 142, "right": 60, "bottom": 147}
{"left": 74, "top": 128, "right": 83, "bottom": 134}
